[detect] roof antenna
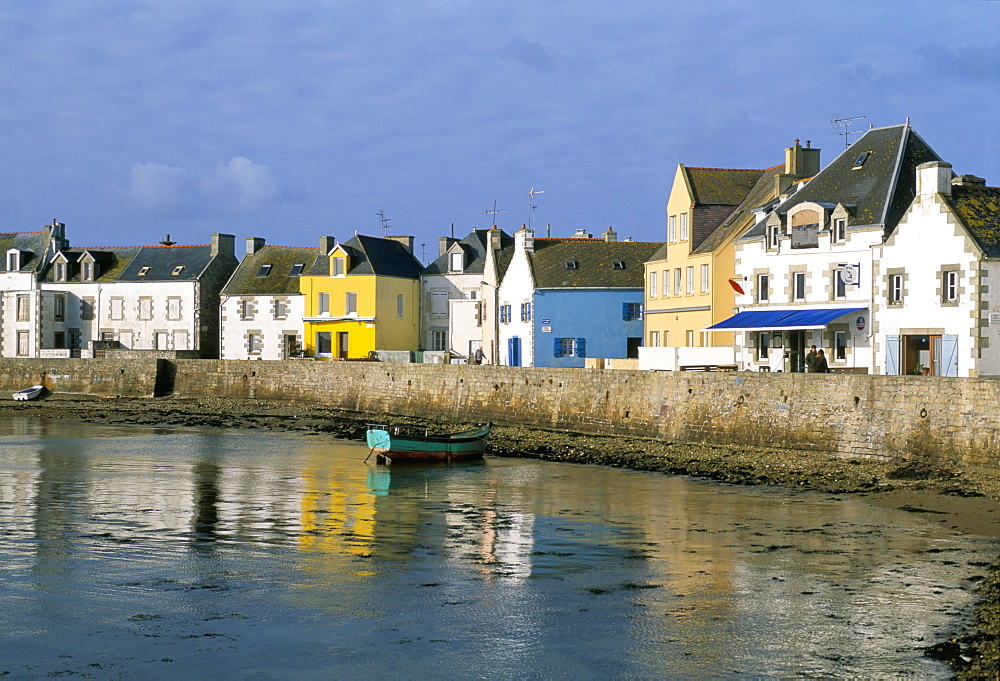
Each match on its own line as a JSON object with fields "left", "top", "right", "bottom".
{"left": 483, "top": 200, "right": 509, "bottom": 227}
{"left": 528, "top": 187, "right": 544, "bottom": 230}
{"left": 832, "top": 114, "right": 866, "bottom": 149}
{"left": 376, "top": 210, "right": 390, "bottom": 238}
{"left": 159, "top": 234, "right": 176, "bottom": 246}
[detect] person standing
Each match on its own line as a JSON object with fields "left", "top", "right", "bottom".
{"left": 813, "top": 348, "right": 830, "bottom": 373}
{"left": 805, "top": 345, "right": 818, "bottom": 373}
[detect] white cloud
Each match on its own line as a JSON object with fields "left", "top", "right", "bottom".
{"left": 202, "top": 157, "right": 281, "bottom": 213}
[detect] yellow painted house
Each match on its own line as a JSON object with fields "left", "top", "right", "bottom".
{"left": 643, "top": 141, "right": 820, "bottom": 359}
{"left": 301, "top": 234, "right": 422, "bottom": 359}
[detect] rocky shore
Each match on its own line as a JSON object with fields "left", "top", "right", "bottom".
{"left": 3, "top": 393, "right": 999, "bottom": 676}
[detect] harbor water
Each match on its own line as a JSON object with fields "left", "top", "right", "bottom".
{"left": 0, "top": 418, "right": 994, "bottom": 678}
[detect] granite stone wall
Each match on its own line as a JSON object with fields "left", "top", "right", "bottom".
{"left": 3, "top": 358, "right": 999, "bottom": 467}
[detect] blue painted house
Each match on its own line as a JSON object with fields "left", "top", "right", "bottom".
{"left": 497, "top": 227, "right": 661, "bottom": 367}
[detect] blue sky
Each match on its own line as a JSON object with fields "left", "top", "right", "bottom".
{"left": 1, "top": 1, "right": 998, "bottom": 262}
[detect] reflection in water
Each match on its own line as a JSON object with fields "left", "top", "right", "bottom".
{"left": 0, "top": 418, "right": 993, "bottom": 679}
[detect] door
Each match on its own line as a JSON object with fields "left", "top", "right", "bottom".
{"left": 787, "top": 330, "right": 806, "bottom": 373}
{"left": 337, "top": 332, "right": 349, "bottom": 359}
{"left": 508, "top": 336, "right": 521, "bottom": 367}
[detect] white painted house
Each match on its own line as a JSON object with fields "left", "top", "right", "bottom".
{"left": 878, "top": 162, "right": 1000, "bottom": 377}
{"left": 1, "top": 221, "right": 67, "bottom": 357}
{"left": 721, "top": 123, "right": 943, "bottom": 372}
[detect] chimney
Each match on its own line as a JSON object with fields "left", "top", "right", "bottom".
{"left": 602, "top": 227, "right": 617, "bottom": 242}
{"left": 917, "top": 161, "right": 954, "bottom": 197}
{"left": 246, "top": 237, "right": 266, "bottom": 256}
{"left": 211, "top": 233, "right": 236, "bottom": 258}
{"left": 45, "top": 219, "right": 68, "bottom": 250}
{"left": 953, "top": 174, "right": 986, "bottom": 187}
{"left": 488, "top": 227, "right": 502, "bottom": 252}
{"left": 515, "top": 226, "right": 534, "bottom": 255}
{"left": 318, "top": 235, "right": 337, "bottom": 255}
{"left": 439, "top": 236, "right": 458, "bottom": 257}
{"left": 386, "top": 235, "right": 414, "bottom": 253}
{"left": 571, "top": 228, "right": 593, "bottom": 239}
{"left": 776, "top": 139, "right": 822, "bottom": 195}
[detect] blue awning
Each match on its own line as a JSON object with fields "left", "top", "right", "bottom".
{"left": 706, "top": 307, "right": 866, "bottom": 332}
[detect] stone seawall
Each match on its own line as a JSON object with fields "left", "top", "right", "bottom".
{"left": 2, "top": 357, "right": 999, "bottom": 466}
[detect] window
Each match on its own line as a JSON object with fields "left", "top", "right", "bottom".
{"left": 650, "top": 331, "right": 659, "bottom": 347}
{"left": 17, "top": 330, "right": 29, "bottom": 356}
{"left": 701, "top": 264, "right": 709, "bottom": 293}
{"left": 345, "top": 292, "right": 358, "bottom": 315}
{"left": 54, "top": 332, "right": 66, "bottom": 349}
{"left": 172, "top": 266, "right": 185, "bottom": 276}
{"left": 240, "top": 299, "right": 253, "bottom": 319}
{"left": 110, "top": 298, "right": 125, "bottom": 321}
{"left": 680, "top": 213, "right": 689, "bottom": 241}
{"left": 167, "top": 297, "right": 181, "bottom": 320}
{"left": 500, "top": 304, "right": 512, "bottom": 324}
{"left": 835, "top": 269, "right": 847, "bottom": 300}
{"left": 332, "top": 257, "right": 345, "bottom": 277}
{"left": 7, "top": 251, "right": 19, "bottom": 271}
{"left": 450, "top": 252, "right": 464, "bottom": 272}
{"left": 431, "top": 289, "right": 448, "bottom": 318}
{"left": 888, "top": 274, "right": 903, "bottom": 304}
{"left": 623, "top": 302, "right": 643, "bottom": 321}
{"left": 173, "top": 331, "right": 189, "bottom": 351}
{"left": 248, "top": 333, "right": 262, "bottom": 354}
{"left": 835, "top": 332, "right": 847, "bottom": 361}
{"left": 612, "top": 261, "right": 624, "bottom": 269}
{"left": 397, "top": 294, "right": 404, "bottom": 318}
{"left": 290, "top": 263, "right": 305, "bottom": 276}
{"left": 520, "top": 302, "right": 531, "bottom": 322}
{"left": 757, "top": 332, "right": 769, "bottom": 360}
{"left": 674, "top": 268, "right": 682, "bottom": 296}
{"left": 257, "top": 264, "right": 272, "bottom": 277}
{"left": 137, "top": 266, "right": 150, "bottom": 276}
{"left": 663, "top": 271, "right": 670, "bottom": 297}
{"left": 649, "top": 271, "right": 657, "bottom": 298}
{"left": 560, "top": 337, "right": 576, "bottom": 356}
{"left": 686, "top": 330, "right": 695, "bottom": 347}
{"left": 431, "top": 329, "right": 447, "bottom": 351}
{"left": 852, "top": 151, "right": 871, "bottom": 168}
{"left": 54, "top": 296, "right": 65, "bottom": 322}
{"left": 668, "top": 216, "right": 677, "bottom": 242}
{"left": 943, "top": 270, "right": 959, "bottom": 303}
{"left": 757, "top": 274, "right": 769, "bottom": 303}
{"left": 318, "top": 292, "right": 330, "bottom": 315}
{"left": 82, "top": 261, "right": 94, "bottom": 281}
{"left": 274, "top": 298, "right": 288, "bottom": 319}
{"left": 81, "top": 298, "right": 95, "bottom": 321}
{"left": 139, "top": 298, "right": 153, "bottom": 321}
{"left": 793, "top": 272, "right": 806, "bottom": 301}
{"left": 55, "top": 262, "right": 67, "bottom": 281}
{"left": 686, "top": 266, "right": 694, "bottom": 294}
{"left": 833, "top": 218, "right": 847, "bottom": 243}
{"left": 555, "top": 337, "right": 587, "bottom": 357}
{"left": 565, "top": 261, "right": 578, "bottom": 269}
{"left": 17, "top": 295, "right": 30, "bottom": 321}
{"left": 316, "top": 331, "right": 332, "bottom": 355}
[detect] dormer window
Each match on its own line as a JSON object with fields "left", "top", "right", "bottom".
{"left": 257, "top": 264, "right": 272, "bottom": 277}
{"left": 172, "top": 266, "right": 185, "bottom": 276}
{"left": 7, "top": 250, "right": 20, "bottom": 272}
{"left": 82, "top": 261, "right": 94, "bottom": 281}
{"left": 767, "top": 225, "right": 780, "bottom": 249}
{"left": 137, "top": 266, "right": 150, "bottom": 276}
{"left": 54, "top": 262, "right": 67, "bottom": 282}
{"left": 290, "top": 263, "right": 305, "bottom": 276}
{"left": 449, "top": 252, "right": 464, "bottom": 272}
{"left": 565, "top": 261, "right": 578, "bottom": 269}
{"left": 332, "top": 257, "right": 345, "bottom": 277}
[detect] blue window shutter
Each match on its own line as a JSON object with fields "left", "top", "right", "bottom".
{"left": 622, "top": 303, "right": 630, "bottom": 321}
{"left": 554, "top": 338, "right": 563, "bottom": 357}
{"left": 576, "top": 338, "right": 586, "bottom": 358}
{"left": 941, "top": 335, "right": 959, "bottom": 377}
{"left": 886, "top": 335, "right": 900, "bottom": 375}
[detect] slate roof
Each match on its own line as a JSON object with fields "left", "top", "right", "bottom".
{"left": 314, "top": 234, "right": 423, "bottom": 279}
{"left": 38, "top": 247, "right": 140, "bottom": 283}
{"left": 116, "top": 245, "right": 221, "bottom": 281}
{"left": 684, "top": 167, "right": 772, "bottom": 251}
{"left": 423, "top": 229, "right": 514, "bottom": 276}
{"left": 0, "top": 231, "right": 50, "bottom": 273}
{"left": 692, "top": 163, "right": 783, "bottom": 255}
{"left": 741, "top": 123, "right": 942, "bottom": 240}
{"left": 949, "top": 184, "right": 1000, "bottom": 259}
{"left": 530, "top": 238, "right": 662, "bottom": 288}
{"left": 222, "top": 245, "right": 322, "bottom": 296}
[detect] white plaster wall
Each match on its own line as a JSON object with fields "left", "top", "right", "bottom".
{"left": 220, "top": 295, "right": 305, "bottom": 360}
{"left": 497, "top": 237, "right": 535, "bottom": 366}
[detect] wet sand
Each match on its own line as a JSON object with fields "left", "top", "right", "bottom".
{"left": 3, "top": 393, "right": 999, "bottom": 675}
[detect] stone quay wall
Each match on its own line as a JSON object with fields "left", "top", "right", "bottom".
{"left": 2, "top": 357, "right": 999, "bottom": 467}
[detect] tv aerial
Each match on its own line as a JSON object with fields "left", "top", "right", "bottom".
{"left": 528, "top": 188, "right": 544, "bottom": 230}
{"left": 376, "top": 210, "right": 390, "bottom": 237}
{"left": 832, "top": 114, "right": 866, "bottom": 149}
{"left": 483, "top": 200, "right": 509, "bottom": 226}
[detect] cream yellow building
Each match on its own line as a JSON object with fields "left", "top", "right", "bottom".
{"left": 301, "top": 234, "right": 422, "bottom": 359}
{"left": 643, "top": 142, "right": 820, "bottom": 366}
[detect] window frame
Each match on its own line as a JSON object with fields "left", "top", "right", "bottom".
{"left": 793, "top": 272, "right": 806, "bottom": 301}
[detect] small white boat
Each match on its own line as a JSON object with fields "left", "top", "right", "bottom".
{"left": 12, "top": 385, "right": 44, "bottom": 401}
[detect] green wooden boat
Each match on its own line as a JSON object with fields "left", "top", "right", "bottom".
{"left": 365, "top": 423, "right": 492, "bottom": 464}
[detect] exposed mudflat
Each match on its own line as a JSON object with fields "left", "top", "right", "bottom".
{"left": 3, "top": 393, "right": 999, "bottom": 676}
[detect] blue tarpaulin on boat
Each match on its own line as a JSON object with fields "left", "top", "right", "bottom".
{"left": 706, "top": 307, "right": 866, "bottom": 331}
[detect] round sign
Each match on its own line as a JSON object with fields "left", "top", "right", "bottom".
{"left": 840, "top": 265, "right": 857, "bottom": 285}
{"left": 855, "top": 316, "right": 866, "bottom": 331}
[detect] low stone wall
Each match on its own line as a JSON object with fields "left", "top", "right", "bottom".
{"left": 2, "top": 358, "right": 999, "bottom": 467}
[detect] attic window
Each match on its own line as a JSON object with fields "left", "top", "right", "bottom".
{"left": 82, "top": 261, "right": 94, "bottom": 281}
{"left": 290, "top": 263, "right": 305, "bottom": 276}
{"left": 612, "top": 261, "right": 625, "bottom": 269}
{"left": 137, "top": 266, "right": 150, "bottom": 276}
{"left": 565, "top": 261, "right": 578, "bottom": 269}
{"left": 852, "top": 151, "right": 872, "bottom": 169}
{"left": 172, "top": 266, "right": 185, "bottom": 276}
{"left": 257, "top": 264, "right": 272, "bottom": 277}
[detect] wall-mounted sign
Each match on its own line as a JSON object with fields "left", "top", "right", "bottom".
{"left": 839, "top": 263, "right": 861, "bottom": 285}
{"left": 991, "top": 312, "right": 1000, "bottom": 324}
{"left": 541, "top": 326, "right": 552, "bottom": 333}
{"left": 541, "top": 318, "right": 551, "bottom": 324}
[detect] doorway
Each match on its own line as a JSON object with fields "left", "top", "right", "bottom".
{"left": 903, "top": 335, "right": 936, "bottom": 375}
{"left": 337, "top": 332, "right": 349, "bottom": 359}
{"left": 786, "top": 330, "right": 806, "bottom": 373}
